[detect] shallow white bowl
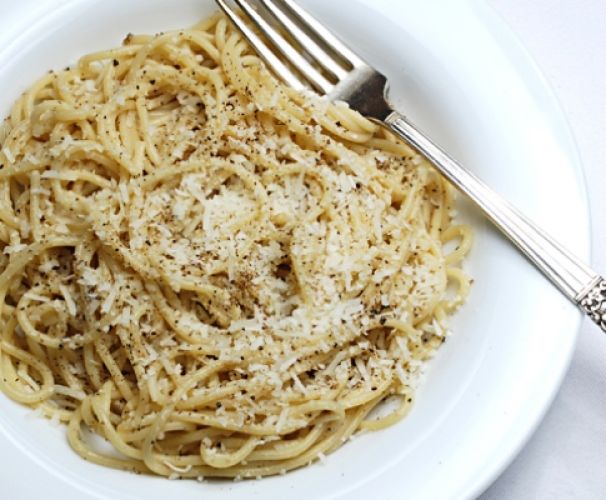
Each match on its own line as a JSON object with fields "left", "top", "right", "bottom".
{"left": 0, "top": 0, "right": 590, "bottom": 498}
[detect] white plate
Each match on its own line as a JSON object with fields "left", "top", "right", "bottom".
{"left": 0, "top": 0, "right": 590, "bottom": 498}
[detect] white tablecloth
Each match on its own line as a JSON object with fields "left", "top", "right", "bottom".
{"left": 480, "top": 1, "right": 606, "bottom": 498}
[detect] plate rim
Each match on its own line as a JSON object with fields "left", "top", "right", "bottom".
{"left": 458, "top": 0, "right": 590, "bottom": 496}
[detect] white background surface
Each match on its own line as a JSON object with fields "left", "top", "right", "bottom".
{"left": 482, "top": 0, "right": 606, "bottom": 498}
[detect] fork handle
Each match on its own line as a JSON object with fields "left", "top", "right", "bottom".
{"left": 383, "top": 111, "right": 606, "bottom": 333}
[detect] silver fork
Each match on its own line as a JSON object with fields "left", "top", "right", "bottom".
{"left": 216, "top": 0, "right": 606, "bottom": 333}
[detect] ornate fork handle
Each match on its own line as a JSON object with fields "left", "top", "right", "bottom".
{"left": 385, "top": 111, "right": 604, "bottom": 332}
{"left": 579, "top": 279, "right": 606, "bottom": 330}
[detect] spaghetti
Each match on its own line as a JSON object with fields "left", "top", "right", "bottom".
{"left": 0, "top": 13, "right": 472, "bottom": 479}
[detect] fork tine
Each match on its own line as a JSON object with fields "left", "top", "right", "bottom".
{"left": 215, "top": 0, "right": 307, "bottom": 91}
{"left": 257, "top": 0, "right": 348, "bottom": 79}
{"left": 230, "top": 0, "right": 333, "bottom": 94}
{"left": 278, "top": 0, "right": 365, "bottom": 68}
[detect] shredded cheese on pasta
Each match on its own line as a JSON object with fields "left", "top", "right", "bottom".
{"left": 0, "top": 13, "right": 472, "bottom": 478}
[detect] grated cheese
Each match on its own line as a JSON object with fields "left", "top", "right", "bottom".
{"left": 59, "top": 284, "right": 77, "bottom": 317}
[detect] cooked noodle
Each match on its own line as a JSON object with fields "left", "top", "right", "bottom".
{"left": 0, "top": 13, "right": 471, "bottom": 478}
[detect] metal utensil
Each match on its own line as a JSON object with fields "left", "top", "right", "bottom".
{"left": 215, "top": 0, "right": 606, "bottom": 332}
